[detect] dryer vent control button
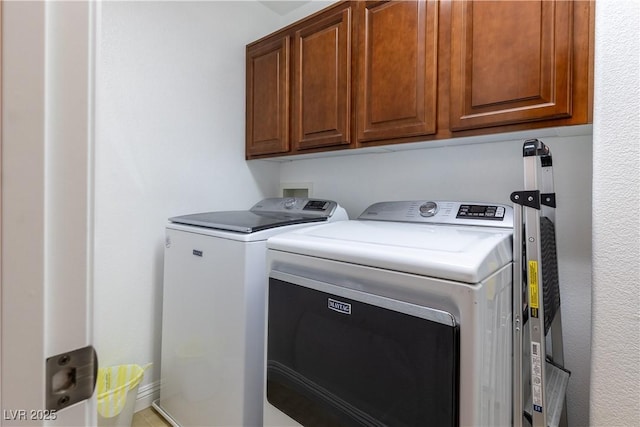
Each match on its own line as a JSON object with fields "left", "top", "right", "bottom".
{"left": 419, "top": 201, "right": 438, "bottom": 217}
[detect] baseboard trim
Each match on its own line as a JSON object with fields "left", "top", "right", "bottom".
{"left": 134, "top": 380, "right": 161, "bottom": 413}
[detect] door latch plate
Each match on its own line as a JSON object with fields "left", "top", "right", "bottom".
{"left": 46, "top": 345, "right": 98, "bottom": 411}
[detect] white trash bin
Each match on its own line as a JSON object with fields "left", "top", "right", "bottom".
{"left": 97, "top": 364, "right": 148, "bottom": 427}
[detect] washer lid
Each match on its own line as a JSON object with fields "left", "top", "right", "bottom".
{"left": 169, "top": 211, "right": 327, "bottom": 233}
{"left": 169, "top": 197, "right": 343, "bottom": 233}
{"left": 267, "top": 220, "right": 513, "bottom": 283}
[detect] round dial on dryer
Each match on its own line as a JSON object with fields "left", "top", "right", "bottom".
{"left": 284, "top": 198, "right": 297, "bottom": 209}
{"left": 419, "top": 201, "right": 438, "bottom": 217}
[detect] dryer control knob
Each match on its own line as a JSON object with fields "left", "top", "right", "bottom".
{"left": 284, "top": 198, "right": 297, "bottom": 209}
{"left": 419, "top": 201, "right": 438, "bottom": 217}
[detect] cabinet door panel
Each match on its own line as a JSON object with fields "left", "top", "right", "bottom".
{"left": 246, "top": 36, "right": 290, "bottom": 157}
{"left": 357, "top": 0, "right": 438, "bottom": 143}
{"left": 450, "top": 0, "right": 572, "bottom": 131}
{"left": 293, "top": 6, "right": 352, "bottom": 150}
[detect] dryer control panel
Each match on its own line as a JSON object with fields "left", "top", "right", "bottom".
{"left": 358, "top": 201, "right": 513, "bottom": 228}
{"left": 456, "top": 204, "right": 506, "bottom": 220}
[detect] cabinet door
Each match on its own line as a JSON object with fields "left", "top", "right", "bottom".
{"left": 357, "top": 0, "right": 438, "bottom": 144}
{"left": 246, "top": 35, "right": 290, "bottom": 157}
{"left": 450, "top": 1, "right": 573, "bottom": 131}
{"left": 293, "top": 5, "right": 352, "bottom": 151}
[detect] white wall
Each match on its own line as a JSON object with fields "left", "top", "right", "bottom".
{"left": 94, "top": 1, "right": 282, "bottom": 398}
{"left": 590, "top": 1, "right": 640, "bottom": 425}
{"left": 277, "top": 132, "right": 593, "bottom": 426}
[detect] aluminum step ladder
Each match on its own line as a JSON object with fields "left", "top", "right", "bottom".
{"left": 511, "top": 139, "right": 571, "bottom": 427}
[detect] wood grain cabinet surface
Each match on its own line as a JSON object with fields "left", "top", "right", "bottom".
{"left": 449, "top": 0, "right": 591, "bottom": 131}
{"left": 246, "top": 2, "right": 355, "bottom": 159}
{"left": 357, "top": 0, "right": 438, "bottom": 144}
{"left": 246, "top": 0, "right": 593, "bottom": 159}
{"left": 246, "top": 35, "right": 290, "bottom": 157}
{"left": 292, "top": 3, "right": 353, "bottom": 151}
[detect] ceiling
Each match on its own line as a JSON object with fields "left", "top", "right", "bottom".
{"left": 258, "top": 1, "right": 310, "bottom": 16}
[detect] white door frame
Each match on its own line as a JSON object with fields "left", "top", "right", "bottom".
{"left": 1, "top": 2, "right": 96, "bottom": 426}
{"left": 0, "top": 0, "right": 3, "bottom": 416}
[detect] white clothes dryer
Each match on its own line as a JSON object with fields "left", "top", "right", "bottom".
{"left": 264, "top": 200, "right": 514, "bottom": 427}
{"left": 153, "top": 198, "right": 347, "bottom": 427}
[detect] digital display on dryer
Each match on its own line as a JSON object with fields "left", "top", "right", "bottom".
{"left": 457, "top": 204, "right": 505, "bottom": 220}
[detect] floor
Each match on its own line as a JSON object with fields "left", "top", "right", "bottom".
{"left": 132, "top": 407, "right": 172, "bottom": 427}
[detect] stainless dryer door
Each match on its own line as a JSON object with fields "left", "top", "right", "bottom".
{"left": 266, "top": 272, "right": 459, "bottom": 427}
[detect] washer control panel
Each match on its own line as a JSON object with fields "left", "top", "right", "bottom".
{"left": 358, "top": 201, "right": 513, "bottom": 228}
{"left": 250, "top": 198, "right": 337, "bottom": 217}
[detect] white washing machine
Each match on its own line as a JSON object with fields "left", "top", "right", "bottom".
{"left": 153, "top": 198, "right": 347, "bottom": 427}
{"left": 264, "top": 200, "right": 514, "bottom": 427}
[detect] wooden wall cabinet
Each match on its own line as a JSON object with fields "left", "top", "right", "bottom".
{"left": 293, "top": 5, "right": 353, "bottom": 151}
{"left": 246, "top": 0, "right": 593, "bottom": 159}
{"left": 357, "top": 0, "right": 439, "bottom": 144}
{"left": 246, "top": 36, "right": 290, "bottom": 157}
{"left": 449, "top": 0, "right": 591, "bottom": 131}
{"left": 246, "top": 3, "right": 354, "bottom": 159}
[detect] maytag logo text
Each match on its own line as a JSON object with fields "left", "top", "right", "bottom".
{"left": 328, "top": 298, "right": 351, "bottom": 315}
